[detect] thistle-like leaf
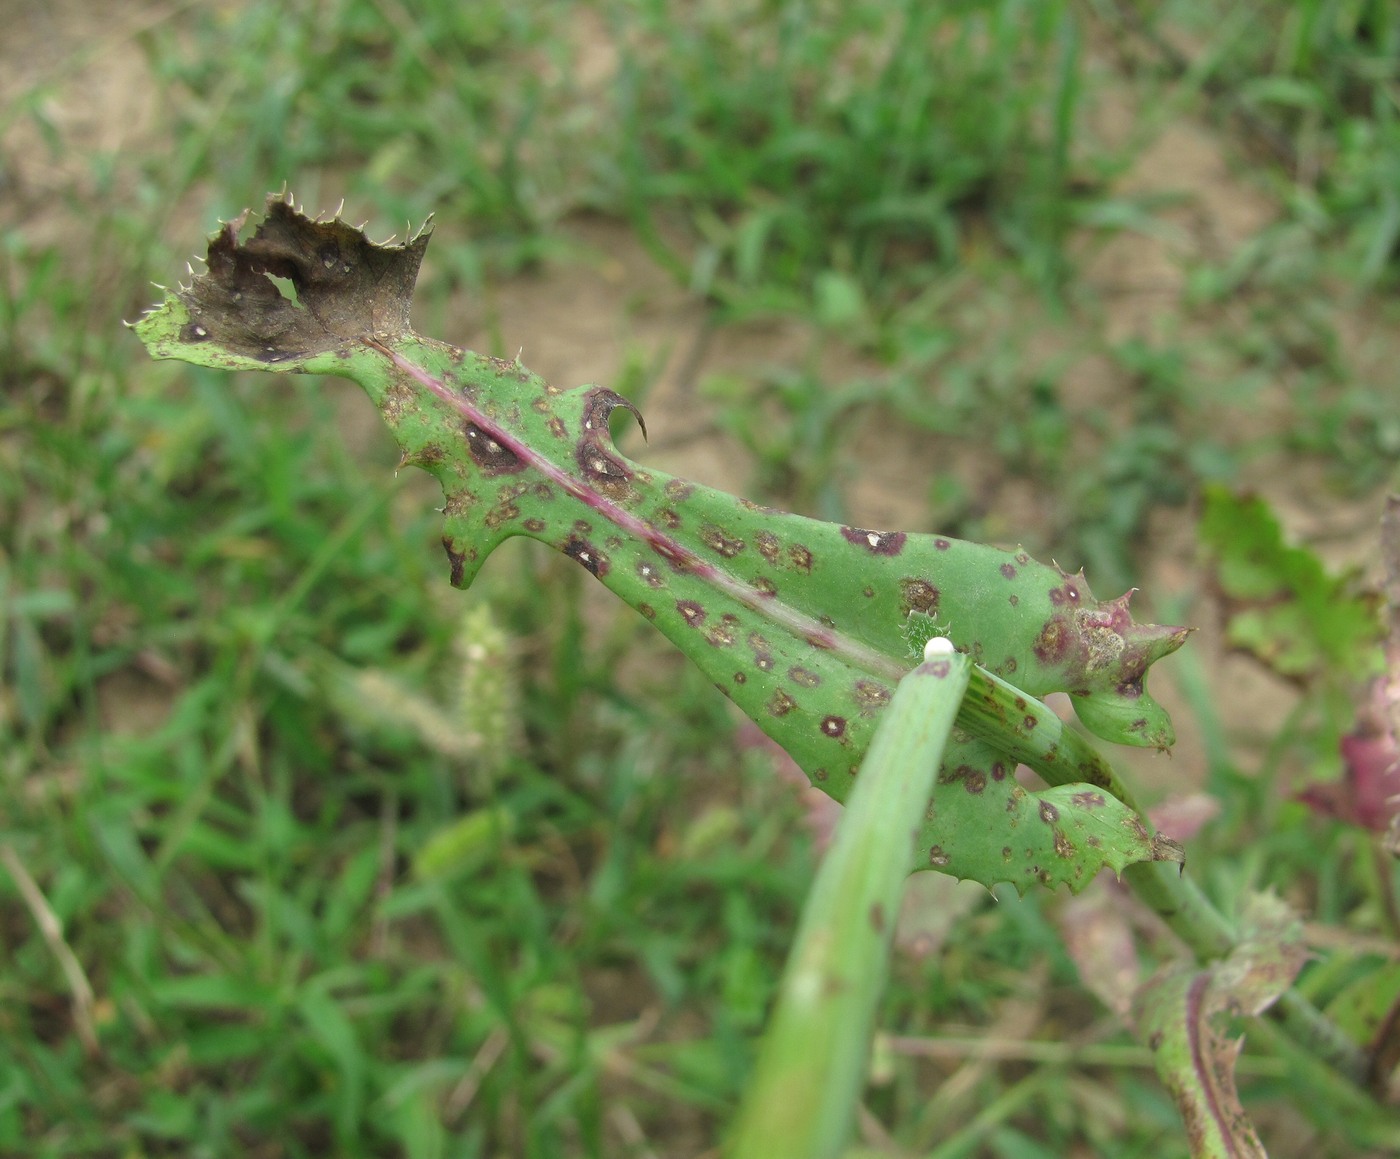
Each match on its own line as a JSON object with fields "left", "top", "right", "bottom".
{"left": 1129, "top": 894, "right": 1308, "bottom": 1159}
{"left": 134, "top": 196, "right": 1190, "bottom": 890}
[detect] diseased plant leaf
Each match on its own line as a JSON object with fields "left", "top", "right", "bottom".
{"left": 1129, "top": 894, "right": 1308, "bottom": 1159}
{"left": 134, "top": 196, "right": 1190, "bottom": 890}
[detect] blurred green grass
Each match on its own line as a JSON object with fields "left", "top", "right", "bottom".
{"left": 3, "top": 0, "right": 1399, "bottom": 1155}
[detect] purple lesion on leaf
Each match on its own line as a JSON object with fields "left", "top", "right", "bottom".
{"left": 523, "top": 518, "right": 546, "bottom": 533}
{"left": 636, "top": 560, "right": 665, "bottom": 588}
{"left": 664, "top": 479, "right": 694, "bottom": 502}
{"left": 938, "top": 764, "right": 986, "bottom": 795}
{"left": 677, "top": 600, "right": 706, "bottom": 627}
{"left": 575, "top": 443, "right": 634, "bottom": 499}
{"left": 1000, "top": 563, "right": 1017, "bottom": 580}
{"left": 1033, "top": 615, "right": 1078, "bottom": 666}
{"left": 752, "top": 576, "right": 778, "bottom": 598}
{"left": 1070, "top": 790, "right": 1107, "bottom": 809}
{"left": 820, "top": 715, "right": 846, "bottom": 738}
{"left": 841, "top": 526, "right": 907, "bottom": 556}
{"left": 464, "top": 421, "right": 525, "bottom": 474}
{"left": 564, "top": 535, "right": 608, "bottom": 576}
{"left": 991, "top": 761, "right": 1008, "bottom": 781}
{"left": 656, "top": 507, "right": 682, "bottom": 529}
{"left": 899, "top": 577, "right": 940, "bottom": 615}
{"left": 1048, "top": 575, "right": 1085, "bottom": 606}
{"left": 789, "top": 666, "right": 822, "bottom": 687}
{"left": 575, "top": 388, "right": 644, "bottom": 500}
{"left": 547, "top": 416, "right": 567, "bottom": 439}
{"left": 441, "top": 537, "right": 475, "bottom": 587}
{"left": 1038, "top": 802, "right": 1060, "bottom": 824}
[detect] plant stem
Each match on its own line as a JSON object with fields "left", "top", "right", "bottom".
{"left": 727, "top": 653, "right": 971, "bottom": 1159}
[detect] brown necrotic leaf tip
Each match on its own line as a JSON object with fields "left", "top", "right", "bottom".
{"left": 171, "top": 194, "right": 431, "bottom": 363}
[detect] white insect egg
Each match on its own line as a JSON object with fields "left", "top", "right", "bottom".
{"left": 923, "top": 636, "right": 956, "bottom": 661}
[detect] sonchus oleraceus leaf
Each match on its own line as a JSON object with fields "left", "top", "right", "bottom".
{"left": 135, "top": 195, "right": 1189, "bottom": 892}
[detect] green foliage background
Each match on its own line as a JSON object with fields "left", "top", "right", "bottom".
{"left": 2, "top": 1, "right": 1398, "bottom": 1156}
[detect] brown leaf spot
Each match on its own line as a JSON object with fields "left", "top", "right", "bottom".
{"left": 638, "top": 603, "right": 656, "bottom": 620}
{"left": 788, "top": 545, "right": 813, "bottom": 572}
{"left": 664, "top": 479, "right": 694, "bottom": 501}
{"left": 733, "top": 671, "right": 747, "bottom": 685}
{"left": 442, "top": 490, "right": 476, "bottom": 516}
{"left": 483, "top": 501, "right": 520, "bottom": 530}
{"left": 1054, "top": 830, "right": 1076, "bottom": 858}
{"left": 706, "top": 617, "right": 738, "bottom": 647}
{"left": 899, "top": 577, "right": 940, "bottom": 615}
{"left": 768, "top": 690, "right": 797, "bottom": 717}
{"left": 853, "top": 680, "right": 891, "bottom": 714}
{"left": 700, "top": 523, "right": 745, "bottom": 558}
{"left": 657, "top": 507, "right": 682, "bottom": 529}
{"left": 546, "top": 416, "right": 567, "bottom": 439}
{"left": 523, "top": 518, "right": 546, "bottom": 534}
{"left": 788, "top": 667, "right": 821, "bottom": 688}
{"left": 929, "top": 846, "right": 951, "bottom": 867}
{"left": 1038, "top": 802, "right": 1060, "bottom": 824}
{"left": 754, "top": 530, "right": 780, "bottom": 564}
{"left": 465, "top": 422, "right": 524, "bottom": 474}
{"left": 869, "top": 903, "right": 886, "bottom": 933}
{"left": 564, "top": 535, "right": 607, "bottom": 577}
{"left": 752, "top": 576, "right": 778, "bottom": 598}
{"left": 442, "top": 537, "right": 472, "bottom": 587}
{"left": 576, "top": 443, "right": 633, "bottom": 499}
{"left": 636, "top": 561, "right": 665, "bottom": 588}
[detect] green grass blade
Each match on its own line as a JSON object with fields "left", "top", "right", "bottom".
{"left": 726, "top": 649, "right": 970, "bottom": 1159}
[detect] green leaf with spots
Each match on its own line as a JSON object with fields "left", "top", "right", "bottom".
{"left": 133, "top": 196, "right": 1189, "bottom": 891}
